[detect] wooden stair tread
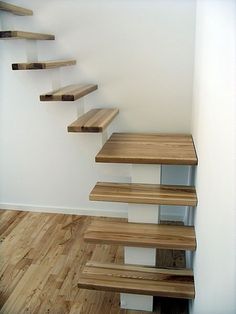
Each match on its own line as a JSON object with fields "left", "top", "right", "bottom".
{"left": 90, "top": 182, "right": 197, "bottom": 206}
{"left": 12, "top": 59, "right": 76, "bottom": 70}
{"left": 0, "top": 1, "right": 33, "bottom": 15}
{"left": 40, "top": 84, "right": 98, "bottom": 101}
{"left": 95, "top": 133, "right": 198, "bottom": 165}
{"left": 78, "top": 262, "right": 195, "bottom": 299}
{"left": 84, "top": 219, "right": 196, "bottom": 251}
{"left": 0, "top": 30, "right": 54, "bottom": 40}
{"left": 68, "top": 108, "right": 119, "bottom": 133}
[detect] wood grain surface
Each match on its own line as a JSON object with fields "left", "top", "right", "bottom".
{"left": 84, "top": 219, "right": 196, "bottom": 251}
{"left": 0, "top": 30, "right": 54, "bottom": 40}
{"left": 96, "top": 133, "right": 198, "bottom": 165}
{"left": 0, "top": 210, "right": 189, "bottom": 313}
{"left": 0, "top": 1, "right": 33, "bottom": 15}
{"left": 40, "top": 84, "right": 98, "bottom": 101}
{"left": 12, "top": 59, "right": 76, "bottom": 70}
{"left": 68, "top": 108, "right": 119, "bottom": 133}
{"left": 78, "top": 262, "right": 194, "bottom": 299}
{"left": 90, "top": 182, "right": 197, "bottom": 206}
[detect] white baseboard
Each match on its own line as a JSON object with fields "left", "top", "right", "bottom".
{"left": 0, "top": 203, "right": 184, "bottom": 222}
{"left": 0, "top": 203, "right": 128, "bottom": 218}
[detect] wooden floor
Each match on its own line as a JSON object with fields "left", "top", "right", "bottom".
{"left": 0, "top": 210, "right": 188, "bottom": 314}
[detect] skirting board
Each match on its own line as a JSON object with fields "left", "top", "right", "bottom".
{"left": 0, "top": 203, "right": 128, "bottom": 218}
{"left": 0, "top": 203, "right": 185, "bottom": 221}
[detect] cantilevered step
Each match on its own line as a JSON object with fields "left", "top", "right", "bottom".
{"left": 90, "top": 182, "right": 197, "bottom": 206}
{"left": 40, "top": 84, "right": 98, "bottom": 101}
{"left": 96, "top": 133, "right": 198, "bottom": 165}
{"left": 84, "top": 220, "right": 196, "bottom": 251}
{"left": 0, "top": 31, "right": 54, "bottom": 40}
{"left": 78, "top": 262, "right": 195, "bottom": 299}
{"left": 12, "top": 59, "right": 76, "bottom": 70}
{"left": 68, "top": 108, "right": 119, "bottom": 133}
{"left": 0, "top": 1, "right": 33, "bottom": 15}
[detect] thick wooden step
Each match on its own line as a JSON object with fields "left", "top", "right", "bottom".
{"left": 84, "top": 220, "right": 196, "bottom": 251}
{"left": 68, "top": 108, "right": 119, "bottom": 133}
{"left": 78, "top": 262, "right": 195, "bottom": 299}
{"left": 40, "top": 84, "right": 98, "bottom": 101}
{"left": 12, "top": 59, "right": 76, "bottom": 70}
{"left": 96, "top": 133, "right": 198, "bottom": 165}
{"left": 0, "top": 30, "right": 54, "bottom": 40}
{"left": 90, "top": 182, "right": 197, "bottom": 206}
{"left": 0, "top": 1, "right": 33, "bottom": 15}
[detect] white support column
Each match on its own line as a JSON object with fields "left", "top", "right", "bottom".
{"left": 121, "top": 164, "right": 161, "bottom": 312}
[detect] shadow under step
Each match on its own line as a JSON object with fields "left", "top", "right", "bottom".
{"left": 0, "top": 1, "right": 33, "bottom": 15}
{"left": 84, "top": 219, "right": 196, "bottom": 251}
{"left": 12, "top": 59, "right": 76, "bottom": 70}
{"left": 40, "top": 84, "right": 98, "bottom": 101}
{"left": 78, "top": 261, "right": 195, "bottom": 299}
{"left": 90, "top": 182, "right": 197, "bottom": 206}
{"left": 68, "top": 108, "right": 119, "bottom": 133}
{"left": 0, "top": 30, "right": 54, "bottom": 40}
{"left": 95, "top": 133, "right": 198, "bottom": 165}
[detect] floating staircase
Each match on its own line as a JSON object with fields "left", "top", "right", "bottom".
{"left": 2, "top": 2, "right": 198, "bottom": 312}
{"left": 78, "top": 131, "right": 198, "bottom": 311}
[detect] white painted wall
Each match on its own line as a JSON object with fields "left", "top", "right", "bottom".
{"left": 191, "top": 1, "right": 236, "bottom": 313}
{"left": 0, "top": 0, "right": 196, "bottom": 217}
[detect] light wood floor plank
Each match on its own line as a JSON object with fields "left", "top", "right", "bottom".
{"left": 0, "top": 210, "right": 188, "bottom": 314}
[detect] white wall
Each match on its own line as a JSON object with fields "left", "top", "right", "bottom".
{"left": 192, "top": 1, "right": 236, "bottom": 313}
{"left": 0, "top": 0, "right": 196, "bottom": 217}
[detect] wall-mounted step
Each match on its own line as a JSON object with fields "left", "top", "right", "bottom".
{"left": 12, "top": 59, "right": 76, "bottom": 70}
{"left": 0, "top": 1, "right": 33, "bottom": 15}
{"left": 90, "top": 182, "right": 197, "bottom": 206}
{"left": 0, "top": 31, "right": 54, "bottom": 40}
{"left": 68, "top": 108, "right": 119, "bottom": 133}
{"left": 40, "top": 84, "right": 98, "bottom": 101}
{"left": 78, "top": 262, "right": 195, "bottom": 299}
{"left": 95, "top": 133, "right": 198, "bottom": 165}
{"left": 84, "top": 219, "right": 196, "bottom": 251}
